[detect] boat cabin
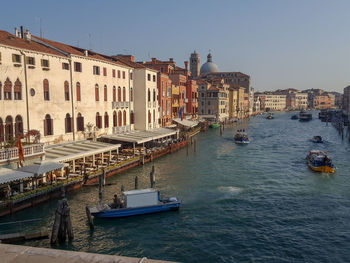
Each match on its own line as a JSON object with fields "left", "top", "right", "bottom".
{"left": 122, "top": 188, "right": 159, "bottom": 208}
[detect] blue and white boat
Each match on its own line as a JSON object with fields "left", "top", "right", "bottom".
{"left": 88, "top": 188, "right": 181, "bottom": 219}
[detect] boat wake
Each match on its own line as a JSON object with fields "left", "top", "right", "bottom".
{"left": 218, "top": 186, "right": 243, "bottom": 195}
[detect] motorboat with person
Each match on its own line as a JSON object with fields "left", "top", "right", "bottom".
{"left": 306, "top": 150, "right": 335, "bottom": 173}
{"left": 266, "top": 113, "right": 274, "bottom": 119}
{"left": 88, "top": 188, "right": 181, "bottom": 219}
{"left": 234, "top": 129, "right": 250, "bottom": 144}
{"left": 311, "top": 136, "right": 323, "bottom": 143}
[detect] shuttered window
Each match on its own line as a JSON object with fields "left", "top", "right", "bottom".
{"left": 95, "top": 84, "right": 99, "bottom": 101}
{"left": 104, "top": 85, "right": 107, "bottom": 101}
{"left": 64, "top": 81, "right": 70, "bottom": 101}
{"left": 14, "top": 78, "right": 22, "bottom": 100}
{"left": 4, "top": 78, "right": 12, "bottom": 100}
{"left": 43, "top": 79, "right": 50, "bottom": 100}
{"left": 76, "top": 82, "right": 81, "bottom": 101}
{"left": 77, "top": 113, "right": 84, "bottom": 131}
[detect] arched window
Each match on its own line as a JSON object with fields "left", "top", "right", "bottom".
{"left": 104, "top": 85, "right": 107, "bottom": 101}
{"left": 76, "top": 82, "right": 81, "bottom": 101}
{"left": 130, "top": 111, "right": 134, "bottom": 124}
{"left": 153, "top": 89, "right": 156, "bottom": 102}
{"left": 77, "top": 113, "right": 84, "bottom": 131}
{"left": 43, "top": 79, "right": 50, "bottom": 100}
{"left": 118, "top": 86, "right": 121, "bottom": 102}
{"left": 123, "top": 87, "right": 126, "bottom": 101}
{"left": 5, "top": 116, "right": 13, "bottom": 141}
{"left": 95, "top": 84, "right": 99, "bottom": 101}
{"left": 153, "top": 109, "right": 155, "bottom": 122}
{"left": 14, "top": 78, "right": 22, "bottom": 100}
{"left": 130, "top": 88, "right": 133, "bottom": 102}
{"left": 104, "top": 112, "right": 109, "bottom": 128}
{"left": 15, "top": 115, "right": 23, "bottom": 136}
{"left": 64, "top": 81, "right": 69, "bottom": 101}
{"left": 65, "top": 113, "right": 72, "bottom": 133}
{"left": 0, "top": 81, "right": 2, "bottom": 100}
{"left": 96, "top": 112, "right": 102, "bottom": 128}
{"left": 113, "top": 111, "right": 117, "bottom": 127}
{"left": 123, "top": 110, "right": 126, "bottom": 126}
{"left": 148, "top": 110, "right": 151, "bottom": 123}
{"left": 113, "top": 86, "right": 116, "bottom": 102}
{"left": 4, "top": 78, "right": 12, "bottom": 100}
{"left": 44, "top": 114, "right": 53, "bottom": 136}
{"left": 148, "top": 89, "right": 150, "bottom": 102}
{"left": 118, "top": 111, "right": 122, "bottom": 127}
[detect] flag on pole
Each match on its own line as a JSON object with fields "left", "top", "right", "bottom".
{"left": 17, "top": 137, "right": 24, "bottom": 167}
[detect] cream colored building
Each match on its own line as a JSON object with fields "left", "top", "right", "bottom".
{"left": 295, "top": 93, "right": 308, "bottom": 110}
{"left": 0, "top": 29, "right": 134, "bottom": 145}
{"left": 264, "top": 94, "right": 287, "bottom": 111}
{"left": 111, "top": 56, "right": 160, "bottom": 131}
{"left": 198, "top": 80, "right": 229, "bottom": 121}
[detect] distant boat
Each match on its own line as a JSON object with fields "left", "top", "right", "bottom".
{"left": 234, "top": 130, "right": 250, "bottom": 144}
{"left": 88, "top": 188, "right": 181, "bottom": 219}
{"left": 266, "top": 113, "right": 274, "bottom": 120}
{"left": 299, "top": 110, "right": 312, "bottom": 121}
{"left": 306, "top": 150, "right": 334, "bottom": 173}
{"left": 291, "top": 115, "right": 298, "bottom": 120}
{"left": 209, "top": 123, "right": 220, "bottom": 128}
{"left": 311, "top": 136, "right": 323, "bottom": 143}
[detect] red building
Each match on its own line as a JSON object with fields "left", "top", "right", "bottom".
{"left": 141, "top": 57, "right": 198, "bottom": 119}
{"left": 186, "top": 79, "right": 198, "bottom": 117}
{"left": 158, "top": 73, "right": 172, "bottom": 126}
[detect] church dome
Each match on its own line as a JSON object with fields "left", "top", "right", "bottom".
{"left": 200, "top": 53, "right": 219, "bottom": 74}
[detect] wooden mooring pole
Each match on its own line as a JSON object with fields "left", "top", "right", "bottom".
{"left": 51, "top": 199, "right": 74, "bottom": 244}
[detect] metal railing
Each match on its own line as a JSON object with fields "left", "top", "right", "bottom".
{"left": 0, "top": 143, "right": 44, "bottom": 164}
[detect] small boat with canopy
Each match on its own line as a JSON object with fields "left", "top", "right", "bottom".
{"left": 234, "top": 129, "right": 250, "bottom": 144}
{"left": 306, "top": 150, "right": 335, "bottom": 173}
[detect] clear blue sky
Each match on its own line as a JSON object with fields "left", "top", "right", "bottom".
{"left": 1, "top": 0, "right": 350, "bottom": 92}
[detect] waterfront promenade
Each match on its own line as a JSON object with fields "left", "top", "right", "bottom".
{"left": 1, "top": 111, "right": 350, "bottom": 263}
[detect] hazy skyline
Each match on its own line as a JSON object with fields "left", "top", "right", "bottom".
{"left": 2, "top": 0, "right": 350, "bottom": 92}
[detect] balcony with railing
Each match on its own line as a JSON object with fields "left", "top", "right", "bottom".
{"left": 0, "top": 143, "right": 44, "bottom": 165}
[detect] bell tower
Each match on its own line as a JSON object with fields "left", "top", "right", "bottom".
{"left": 190, "top": 50, "right": 200, "bottom": 78}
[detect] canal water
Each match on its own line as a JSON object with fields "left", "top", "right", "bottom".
{"left": 2, "top": 111, "right": 350, "bottom": 263}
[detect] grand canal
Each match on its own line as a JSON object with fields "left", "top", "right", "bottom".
{"left": 2, "top": 111, "right": 350, "bottom": 263}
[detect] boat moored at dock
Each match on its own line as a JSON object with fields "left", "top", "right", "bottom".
{"left": 88, "top": 188, "right": 181, "bottom": 219}
{"left": 306, "top": 150, "right": 335, "bottom": 173}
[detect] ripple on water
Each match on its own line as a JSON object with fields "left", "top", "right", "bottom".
{"left": 2, "top": 112, "right": 350, "bottom": 263}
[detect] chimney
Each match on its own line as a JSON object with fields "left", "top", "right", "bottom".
{"left": 14, "top": 27, "right": 18, "bottom": 38}
{"left": 184, "top": 61, "right": 188, "bottom": 71}
{"left": 24, "top": 29, "right": 31, "bottom": 41}
{"left": 20, "top": 26, "right": 24, "bottom": 39}
{"left": 152, "top": 58, "right": 156, "bottom": 63}
{"left": 84, "top": 50, "right": 89, "bottom": 56}
{"left": 169, "top": 58, "right": 174, "bottom": 63}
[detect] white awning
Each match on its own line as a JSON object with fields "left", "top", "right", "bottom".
{"left": 102, "top": 128, "right": 178, "bottom": 144}
{"left": 0, "top": 168, "right": 34, "bottom": 184}
{"left": 173, "top": 118, "right": 198, "bottom": 128}
{"left": 18, "top": 162, "right": 67, "bottom": 175}
{"left": 44, "top": 140, "right": 121, "bottom": 163}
